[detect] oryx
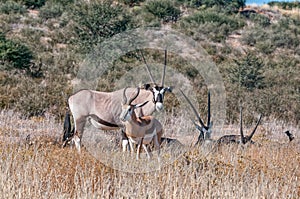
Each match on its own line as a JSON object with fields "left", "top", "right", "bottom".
{"left": 120, "top": 87, "right": 163, "bottom": 160}
{"left": 180, "top": 90, "right": 262, "bottom": 146}
{"left": 63, "top": 50, "right": 172, "bottom": 152}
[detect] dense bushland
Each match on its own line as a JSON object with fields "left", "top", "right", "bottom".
{"left": 0, "top": 0, "right": 299, "bottom": 124}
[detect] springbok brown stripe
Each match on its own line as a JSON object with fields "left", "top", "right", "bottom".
{"left": 89, "top": 114, "right": 119, "bottom": 128}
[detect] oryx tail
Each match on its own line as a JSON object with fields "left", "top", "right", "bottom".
{"left": 62, "top": 111, "right": 74, "bottom": 147}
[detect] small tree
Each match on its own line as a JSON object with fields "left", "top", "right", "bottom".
{"left": 227, "top": 53, "right": 265, "bottom": 91}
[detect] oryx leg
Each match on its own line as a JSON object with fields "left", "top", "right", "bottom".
{"left": 72, "top": 116, "right": 86, "bottom": 153}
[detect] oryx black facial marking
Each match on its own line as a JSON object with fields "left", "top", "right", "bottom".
{"left": 146, "top": 85, "right": 172, "bottom": 111}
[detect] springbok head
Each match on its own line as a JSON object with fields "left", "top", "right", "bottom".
{"left": 120, "top": 87, "right": 149, "bottom": 122}
{"left": 180, "top": 90, "right": 213, "bottom": 144}
{"left": 140, "top": 49, "right": 172, "bottom": 111}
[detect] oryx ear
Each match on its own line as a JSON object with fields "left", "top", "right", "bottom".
{"left": 144, "top": 83, "right": 151, "bottom": 90}
{"left": 166, "top": 86, "right": 173, "bottom": 92}
{"left": 135, "top": 101, "right": 149, "bottom": 109}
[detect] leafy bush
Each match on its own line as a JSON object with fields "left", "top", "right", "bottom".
{"left": 68, "top": 0, "right": 131, "bottom": 52}
{"left": 202, "top": 0, "right": 246, "bottom": 13}
{"left": 0, "top": 1, "right": 27, "bottom": 15}
{"left": 175, "top": 0, "right": 202, "bottom": 8}
{"left": 0, "top": 32, "right": 33, "bottom": 71}
{"left": 22, "top": 0, "right": 46, "bottom": 9}
{"left": 118, "top": 0, "right": 145, "bottom": 6}
{"left": 249, "top": 13, "right": 270, "bottom": 27}
{"left": 39, "top": 1, "right": 64, "bottom": 20}
{"left": 180, "top": 10, "right": 245, "bottom": 42}
{"left": 144, "top": 0, "right": 181, "bottom": 22}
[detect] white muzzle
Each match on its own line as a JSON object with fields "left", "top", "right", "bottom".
{"left": 155, "top": 102, "right": 164, "bottom": 111}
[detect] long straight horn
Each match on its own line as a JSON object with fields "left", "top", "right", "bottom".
{"left": 207, "top": 91, "right": 211, "bottom": 126}
{"left": 180, "top": 89, "right": 206, "bottom": 129}
{"left": 247, "top": 114, "right": 262, "bottom": 141}
{"left": 140, "top": 50, "right": 156, "bottom": 84}
{"left": 128, "top": 87, "right": 140, "bottom": 105}
{"left": 240, "top": 105, "right": 245, "bottom": 144}
{"left": 122, "top": 87, "right": 128, "bottom": 105}
{"left": 161, "top": 49, "right": 167, "bottom": 87}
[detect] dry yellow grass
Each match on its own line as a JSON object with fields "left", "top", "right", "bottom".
{"left": 0, "top": 110, "right": 299, "bottom": 198}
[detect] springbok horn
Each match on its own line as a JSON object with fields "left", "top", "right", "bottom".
{"left": 128, "top": 87, "right": 140, "bottom": 105}
{"left": 122, "top": 87, "right": 128, "bottom": 105}
{"left": 240, "top": 105, "right": 245, "bottom": 144}
{"left": 180, "top": 89, "right": 206, "bottom": 129}
{"left": 161, "top": 49, "right": 167, "bottom": 87}
{"left": 207, "top": 91, "right": 211, "bottom": 126}
{"left": 247, "top": 114, "right": 262, "bottom": 142}
{"left": 140, "top": 50, "right": 156, "bottom": 84}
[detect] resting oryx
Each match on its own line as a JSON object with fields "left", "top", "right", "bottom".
{"left": 63, "top": 50, "right": 172, "bottom": 152}
{"left": 216, "top": 106, "right": 262, "bottom": 145}
{"left": 180, "top": 90, "right": 262, "bottom": 146}
{"left": 120, "top": 87, "right": 163, "bottom": 160}
{"left": 180, "top": 89, "right": 213, "bottom": 146}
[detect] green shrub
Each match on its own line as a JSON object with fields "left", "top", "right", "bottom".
{"left": 180, "top": 10, "right": 245, "bottom": 42}
{"left": 0, "top": 1, "right": 27, "bottom": 15}
{"left": 202, "top": 0, "right": 246, "bottom": 13}
{"left": 144, "top": 0, "right": 181, "bottom": 22}
{"left": 0, "top": 33, "right": 33, "bottom": 71}
{"left": 118, "top": 0, "right": 145, "bottom": 6}
{"left": 22, "top": 0, "right": 46, "bottom": 9}
{"left": 39, "top": 1, "right": 64, "bottom": 20}
{"left": 175, "top": 0, "right": 202, "bottom": 8}
{"left": 249, "top": 13, "right": 270, "bottom": 27}
{"left": 68, "top": 0, "right": 131, "bottom": 52}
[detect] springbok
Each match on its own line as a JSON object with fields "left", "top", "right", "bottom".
{"left": 63, "top": 50, "right": 171, "bottom": 152}
{"left": 180, "top": 90, "right": 262, "bottom": 146}
{"left": 120, "top": 87, "right": 163, "bottom": 160}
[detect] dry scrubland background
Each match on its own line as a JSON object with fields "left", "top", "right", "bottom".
{"left": 0, "top": 0, "right": 299, "bottom": 198}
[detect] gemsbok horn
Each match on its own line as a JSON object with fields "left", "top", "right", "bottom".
{"left": 120, "top": 87, "right": 163, "bottom": 160}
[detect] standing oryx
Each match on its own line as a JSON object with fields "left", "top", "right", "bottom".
{"left": 63, "top": 50, "right": 172, "bottom": 152}
{"left": 180, "top": 90, "right": 262, "bottom": 146}
{"left": 120, "top": 87, "right": 163, "bottom": 160}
